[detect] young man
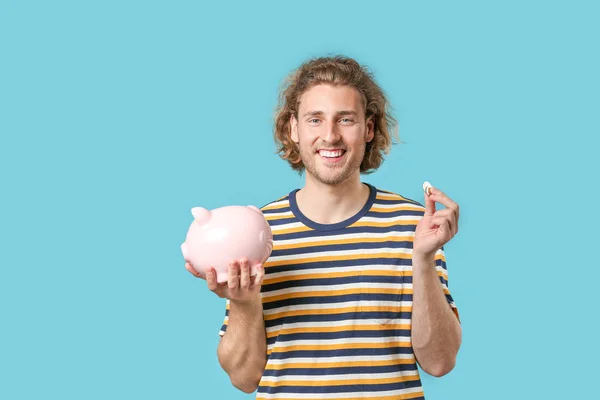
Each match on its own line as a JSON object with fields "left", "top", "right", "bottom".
{"left": 186, "top": 55, "right": 462, "bottom": 399}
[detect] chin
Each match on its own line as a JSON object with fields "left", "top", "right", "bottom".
{"left": 314, "top": 170, "right": 353, "bottom": 185}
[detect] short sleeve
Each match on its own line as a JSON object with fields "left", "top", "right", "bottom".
{"left": 218, "top": 299, "right": 230, "bottom": 337}
{"left": 434, "top": 246, "right": 460, "bottom": 322}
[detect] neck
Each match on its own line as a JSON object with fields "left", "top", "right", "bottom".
{"left": 295, "top": 171, "right": 371, "bottom": 225}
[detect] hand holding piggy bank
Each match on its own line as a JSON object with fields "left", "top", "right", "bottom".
{"left": 181, "top": 205, "right": 273, "bottom": 284}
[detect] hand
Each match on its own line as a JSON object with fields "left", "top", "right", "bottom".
{"left": 185, "top": 258, "right": 265, "bottom": 304}
{"left": 413, "top": 185, "right": 460, "bottom": 259}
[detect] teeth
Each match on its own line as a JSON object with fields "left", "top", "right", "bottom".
{"left": 319, "top": 150, "right": 343, "bottom": 158}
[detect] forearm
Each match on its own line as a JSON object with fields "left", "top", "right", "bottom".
{"left": 411, "top": 253, "right": 461, "bottom": 377}
{"left": 217, "top": 296, "right": 267, "bottom": 393}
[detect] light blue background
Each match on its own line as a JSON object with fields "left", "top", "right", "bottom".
{"left": 1, "top": 0, "right": 598, "bottom": 398}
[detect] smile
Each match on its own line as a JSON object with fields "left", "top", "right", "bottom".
{"left": 317, "top": 149, "right": 346, "bottom": 163}
{"left": 318, "top": 149, "right": 346, "bottom": 158}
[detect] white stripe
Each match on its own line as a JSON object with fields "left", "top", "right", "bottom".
{"left": 263, "top": 283, "right": 413, "bottom": 298}
{"left": 271, "top": 222, "right": 306, "bottom": 232}
{"left": 268, "top": 247, "right": 412, "bottom": 263}
{"left": 263, "top": 199, "right": 289, "bottom": 209}
{"left": 265, "top": 210, "right": 294, "bottom": 218}
{"left": 359, "top": 215, "right": 422, "bottom": 223}
{"left": 267, "top": 319, "right": 411, "bottom": 331}
{"left": 266, "top": 336, "right": 411, "bottom": 346}
{"left": 263, "top": 301, "right": 406, "bottom": 316}
{"left": 260, "top": 370, "right": 419, "bottom": 382}
{"left": 375, "top": 192, "right": 405, "bottom": 199}
{"left": 372, "top": 202, "right": 423, "bottom": 210}
{"left": 265, "top": 264, "right": 411, "bottom": 281}
{"left": 257, "top": 385, "right": 423, "bottom": 399}
{"left": 266, "top": 353, "right": 414, "bottom": 365}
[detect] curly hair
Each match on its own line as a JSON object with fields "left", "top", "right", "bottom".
{"left": 273, "top": 55, "right": 399, "bottom": 174}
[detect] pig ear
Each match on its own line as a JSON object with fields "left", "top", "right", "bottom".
{"left": 247, "top": 205, "right": 262, "bottom": 214}
{"left": 191, "top": 207, "right": 211, "bottom": 225}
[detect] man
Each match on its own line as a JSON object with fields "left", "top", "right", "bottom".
{"left": 185, "top": 55, "right": 462, "bottom": 399}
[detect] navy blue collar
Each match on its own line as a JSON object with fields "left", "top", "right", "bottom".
{"left": 288, "top": 183, "right": 377, "bottom": 231}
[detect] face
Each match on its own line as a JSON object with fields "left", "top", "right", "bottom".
{"left": 290, "top": 84, "right": 374, "bottom": 185}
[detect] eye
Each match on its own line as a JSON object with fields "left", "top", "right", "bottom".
{"left": 308, "top": 118, "right": 320, "bottom": 123}
{"left": 340, "top": 118, "right": 354, "bottom": 123}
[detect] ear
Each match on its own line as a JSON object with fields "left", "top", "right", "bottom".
{"left": 290, "top": 114, "right": 299, "bottom": 143}
{"left": 365, "top": 116, "right": 375, "bottom": 142}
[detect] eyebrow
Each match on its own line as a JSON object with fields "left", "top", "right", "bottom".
{"left": 302, "top": 110, "right": 359, "bottom": 118}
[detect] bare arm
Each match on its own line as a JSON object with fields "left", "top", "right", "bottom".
{"left": 217, "top": 295, "right": 267, "bottom": 393}
{"left": 411, "top": 253, "right": 461, "bottom": 377}
{"left": 186, "top": 259, "right": 267, "bottom": 393}
{"left": 411, "top": 184, "right": 462, "bottom": 377}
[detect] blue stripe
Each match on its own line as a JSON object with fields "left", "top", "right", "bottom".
{"left": 268, "top": 217, "right": 303, "bottom": 226}
{"left": 403, "top": 273, "right": 448, "bottom": 287}
{"left": 366, "top": 209, "right": 424, "bottom": 218}
{"left": 271, "top": 239, "right": 413, "bottom": 257}
{"left": 267, "top": 347, "right": 414, "bottom": 360}
{"left": 374, "top": 197, "right": 422, "bottom": 207}
{"left": 262, "top": 293, "right": 404, "bottom": 309}
{"left": 266, "top": 257, "right": 412, "bottom": 274}
{"left": 271, "top": 329, "right": 412, "bottom": 342}
{"left": 257, "top": 379, "right": 423, "bottom": 394}
{"left": 265, "top": 311, "right": 407, "bottom": 330}
{"left": 262, "top": 275, "right": 404, "bottom": 292}
{"left": 262, "top": 206, "right": 291, "bottom": 215}
{"left": 264, "top": 278, "right": 404, "bottom": 292}
{"left": 261, "top": 364, "right": 418, "bottom": 376}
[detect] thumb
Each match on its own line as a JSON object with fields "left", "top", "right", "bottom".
{"left": 423, "top": 181, "right": 436, "bottom": 216}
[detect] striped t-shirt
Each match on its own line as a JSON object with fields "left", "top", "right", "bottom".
{"left": 219, "top": 183, "right": 459, "bottom": 400}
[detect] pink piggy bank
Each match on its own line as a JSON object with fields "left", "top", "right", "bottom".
{"left": 181, "top": 205, "right": 273, "bottom": 283}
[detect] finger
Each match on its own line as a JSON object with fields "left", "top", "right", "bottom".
{"left": 433, "top": 209, "right": 458, "bottom": 235}
{"left": 252, "top": 264, "right": 265, "bottom": 289}
{"left": 428, "top": 187, "right": 459, "bottom": 219}
{"left": 228, "top": 261, "right": 240, "bottom": 290}
{"left": 438, "top": 218, "right": 452, "bottom": 237}
{"left": 239, "top": 258, "right": 250, "bottom": 289}
{"left": 206, "top": 268, "right": 220, "bottom": 291}
{"left": 185, "top": 262, "right": 203, "bottom": 278}
{"left": 424, "top": 186, "right": 436, "bottom": 217}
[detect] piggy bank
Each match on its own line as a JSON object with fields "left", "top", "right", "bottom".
{"left": 181, "top": 205, "right": 273, "bottom": 283}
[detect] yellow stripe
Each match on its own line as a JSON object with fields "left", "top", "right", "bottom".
{"left": 270, "top": 218, "right": 422, "bottom": 235}
{"left": 402, "top": 269, "right": 449, "bottom": 281}
{"left": 375, "top": 192, "right": 409, "bottom": 200}
{"left": 264, "top": 358, "right": 416, "bottom": 370}
{"left": 260, "top": 374, "right": 420, "bottom": 387}
{"left": 264, "top": 252, "right": 412, "bottom": 268}
{"left": 257, "top": 392, "right": 424, "bottom": 400}
{"left": 262, "top": 202, "right": 290, "bottom": 211}
{"left": 264, "top": 252, "right": 446, "bottom": 269}
{"left": 269, "top": 324, "right": 411, "bottom": 335}
{"left": 271, "top": 225, "right": 314, "bottom": 235}
{"left": 262, "top": 288, "right": 411, "bottom": 303}
{"left": 265, "top": 213, "right": 294, "bottom": 221}
{"left": 274, "top": 236, "right": 414, "bottom": 251}
{"left": 264, "top": 305, "right": 407, "bottom": 321}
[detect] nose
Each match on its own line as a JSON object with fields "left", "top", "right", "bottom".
{"left": 321, "top": 120, "right": 341, "bottom": 144}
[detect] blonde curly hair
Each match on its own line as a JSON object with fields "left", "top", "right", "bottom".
{"left": 273, "top": 55, "right": 399, "bottom": 174}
